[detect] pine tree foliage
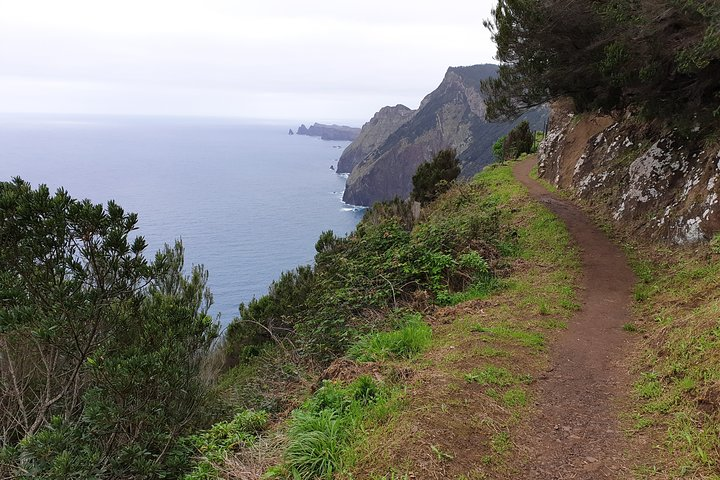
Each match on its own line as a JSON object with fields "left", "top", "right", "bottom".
{"left": 482, "top": 0, "right": 720, "bottom": 122}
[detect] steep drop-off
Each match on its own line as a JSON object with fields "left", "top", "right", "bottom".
{"left": 336, "top": 105, "right": 415, "bottom": 174}
{"left": 342, "top": 64, "right": 546, "bottom": 206}
{"left": 539, "top": 99, "right": 720, "bottom": 243}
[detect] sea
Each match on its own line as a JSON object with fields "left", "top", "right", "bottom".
{"left": 0, "top": 114, "right": 365, "bottom": 327}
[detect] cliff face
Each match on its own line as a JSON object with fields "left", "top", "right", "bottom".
{"left": 296, "top": 123, "right": 361, "bottom": 141}
{"left": 539, "top": 99, "right": 720, "bottom": 243}
{"left": 336, "top": 105, "right": 415, "bottom": 174}
{"left": 342, "top": 65, "right": 546, "bottom": 206}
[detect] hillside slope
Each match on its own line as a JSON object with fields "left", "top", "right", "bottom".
{"left": 342, "top": 65, "right": 546, "bottom": 206}
{"left": 337, "top": 105, "right": 415, "bottom": 174}
{"left": 210, "top": 154, "right": 720, "bottom": 479}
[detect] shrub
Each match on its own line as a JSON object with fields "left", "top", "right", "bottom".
{"left": 0, "top": 179, "right": 220, "bottom": 479}
{"left": 493, "top": 135, "right": 507, "bottom": 161}
{"left": 411, "top": 149, "right": 461, "bottom": 203}
{"left": 502, "top": 121, "right": 534, "bottom": 160}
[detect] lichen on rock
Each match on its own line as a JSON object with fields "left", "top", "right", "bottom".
{"left": 539, "top": 99, "right": 720, "bottom": 244}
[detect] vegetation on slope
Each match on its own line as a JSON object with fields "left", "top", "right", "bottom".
{"left": 621, "top": 239, "right": 720, "bottom": 478}
{"left": 338, "top": 162, "right": 581, "bottom": 479}
{"left": 223, "top": 158, "right": 509, "bottom": 369}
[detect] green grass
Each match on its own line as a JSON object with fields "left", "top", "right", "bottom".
{"left": 284, "top": 409, "right": 346, "bottom": 479}
{"left": 348, "top": 313, "right": 432, "bottom": 362}
{"left": 635, "top": 372, "right": 662, "bottom": 400}
{"left": 490, "top": 431, "right": 511, "bottom": 454}
{"left": 502, "top": 388, "right": 528, "bottom": 408}
{"left": 464, "top": 365, "right": 523, "bottom": 387}
{"left": 443, "top": 277, "right": 500, "bottom": 306}
{"left": 620, "top": 237, "right": 720, "bottom": 476}
{"left": 539, "top": 319, "right": 567, "bottom": 330}
{"left": 470, "top": 324, "right": 545, "bottom": 350}
{"left": 183, "top": 410, "right": 268, "bottom": 480}
{"left": 269, "top": 376, "right": 401, "bottom": 479}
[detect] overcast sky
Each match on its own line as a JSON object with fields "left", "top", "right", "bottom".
{"left": 0, "top": 0, "right": 497, "bottom": 124}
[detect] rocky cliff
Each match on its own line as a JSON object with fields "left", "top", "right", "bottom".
{"left": 336, "top": 105, "right": 415, "bottom": 174}
{"left": 538, "top": 99, "right": 720, "bottom": 244}
{"left": 342, "top": 65, "right": 546, "bottom": 206}
{"left": 296, "top": 123, "right": 361, "bottom": 141}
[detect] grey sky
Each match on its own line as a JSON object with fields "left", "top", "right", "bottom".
{"left": 0, "top": 0, "right": 497, "bottom": 124}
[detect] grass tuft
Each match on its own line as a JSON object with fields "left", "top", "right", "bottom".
{"left": 274, "top": 376, "right": 399, "bottom": 479}
{"left": 470, "top": 324, "right": 545, "bottom": 350}
{"left": 348, "top": 313, "right": 431, "bottom": 362}
{"left": 464, "top": 365, "right": 517, "bottom": 387}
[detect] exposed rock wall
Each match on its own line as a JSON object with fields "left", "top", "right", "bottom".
{"left": 342, "top": 64, "right": 547, "bottom": 206}
{"left": 539, "top": 100, "right": 720, "bottom": 243}
{"left": 337, "top": 105, "right": 415, "bottom": 174}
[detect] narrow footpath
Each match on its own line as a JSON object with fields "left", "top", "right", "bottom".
{"left": 512, "top": 156, "right": 637, "bottom": 479}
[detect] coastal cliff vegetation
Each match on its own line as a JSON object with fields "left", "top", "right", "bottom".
{"left": 3, "top": 1, "right": 720, "bottom": 478}
{"left": 0, "top": 147, "right": 518, "bottom": 478}
{"left": 0, "top": 179, "right": 220, "bottom": 478}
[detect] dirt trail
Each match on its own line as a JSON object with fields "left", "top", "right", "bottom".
{"left": 512, "top": 156, "right": 637, "bottom": 479}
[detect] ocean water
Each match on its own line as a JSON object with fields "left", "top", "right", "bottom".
{"left": 0, "top": 114, "right": 364, "bottom": 326}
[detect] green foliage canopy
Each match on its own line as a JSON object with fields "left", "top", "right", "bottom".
{"left": 481, "top": 0, "right": 720, "bottom": 121}
{"left": 0, "top": 178, "right": 219, "bottom": 478}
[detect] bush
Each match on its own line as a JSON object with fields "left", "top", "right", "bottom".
{"left": 411, "top": 149, "right": 461, "bottom": 203}
{"left": 502, "top": 121, "right": 534, "bottom": 160}
{"left": 493, "top": 135, "right": 507, "bottom": 161}
{"left": 0, "top": 179, "right": 220, "bottom": 478}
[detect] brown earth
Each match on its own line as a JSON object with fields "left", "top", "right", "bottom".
{"left": 512, "top": 156, "right": 637, "bottom": 479}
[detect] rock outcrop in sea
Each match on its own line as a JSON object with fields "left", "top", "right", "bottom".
{"left": 295, "top": 123, "right": 361, "bottom": 141}
{"left": 342, "top": 64, "right": 547, "bottom": 206}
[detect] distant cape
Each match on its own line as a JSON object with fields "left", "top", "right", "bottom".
{"left": 295, "top": 123, "right": 360, "bottom": 141}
